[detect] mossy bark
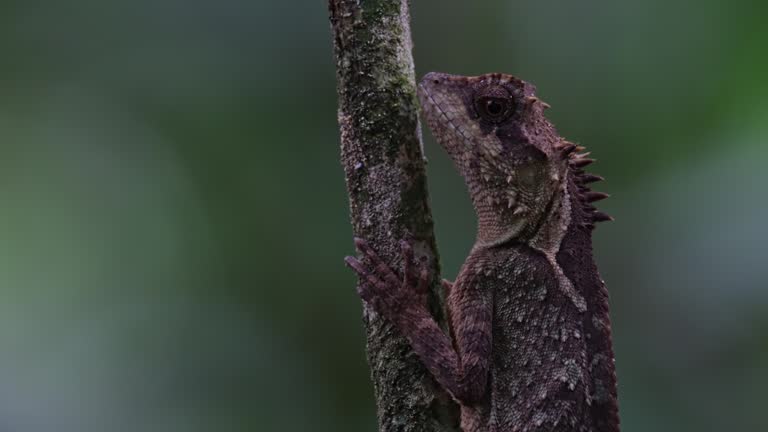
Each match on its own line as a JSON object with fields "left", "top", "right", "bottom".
{"left": 328, "top": 1, "right": 460, "bottom": 431}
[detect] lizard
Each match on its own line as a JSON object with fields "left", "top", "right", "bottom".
{"left": 345, "top": 72, "right": 619, "bottom": 432}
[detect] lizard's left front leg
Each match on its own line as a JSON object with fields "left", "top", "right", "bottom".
{"left": 345, "top": 238, "right": 492, "bottom": 404}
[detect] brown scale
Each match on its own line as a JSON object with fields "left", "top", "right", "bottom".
{"left": 346, "top": 72, "right": 619, "bottom": 432}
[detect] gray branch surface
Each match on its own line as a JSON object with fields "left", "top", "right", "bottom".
{"left": 328, "top": 0, "right": 460, "bottom": 430}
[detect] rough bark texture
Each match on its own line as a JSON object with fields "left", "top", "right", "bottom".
{"left": 328, "top": 0, "right": 460, "bottom": 431}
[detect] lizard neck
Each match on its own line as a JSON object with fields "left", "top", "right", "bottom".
{"left": 468, "top": 166, "right": 598, "bottom": 312}
{"left": 526, "top": 170, "right": 590, "bottom": 312}
{"left": 472, "top": 163, "right": 564, "bottom": 249}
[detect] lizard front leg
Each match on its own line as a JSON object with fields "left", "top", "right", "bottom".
{"left": 345, "top": 238, "right": 492, "bottom": 404}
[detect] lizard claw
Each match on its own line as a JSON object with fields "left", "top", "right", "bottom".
{"left": 345, "top": 237, "right": 431, "bottom": 319}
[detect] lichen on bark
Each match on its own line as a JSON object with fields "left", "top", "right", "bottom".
{"left": 328, "top": 0, "right": 460, "bottom": 431}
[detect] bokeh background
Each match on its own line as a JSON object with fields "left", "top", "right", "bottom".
{"left": 0, "top": 1, "right": 765, "bottom": 431}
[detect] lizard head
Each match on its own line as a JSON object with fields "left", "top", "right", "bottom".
{"left": 418, "top": 72, "right": 572, "bottom": 247}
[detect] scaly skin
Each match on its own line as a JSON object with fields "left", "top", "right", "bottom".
{"left": 346, "top": 72, "right": 619, "bottom": 432}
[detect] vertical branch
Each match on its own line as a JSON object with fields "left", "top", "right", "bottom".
{"left": 328, "top": 0, "right": 459, "bottom": 431}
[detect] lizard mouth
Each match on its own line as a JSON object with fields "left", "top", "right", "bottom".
{"left": 417, "top": 74, "right": 481, "bottom": 163}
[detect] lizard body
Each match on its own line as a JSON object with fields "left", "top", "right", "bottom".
{"left": 346, "top": 72, "right": 619, "bottom": 432}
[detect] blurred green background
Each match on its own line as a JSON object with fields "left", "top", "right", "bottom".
{"left": 0, "top": 1, "right": 765, "bottom": 431}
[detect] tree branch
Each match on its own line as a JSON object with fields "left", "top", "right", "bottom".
{"left": 328, "top": 0, "right": 459, "bottom": 430}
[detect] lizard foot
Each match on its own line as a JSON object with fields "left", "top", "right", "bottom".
{"left": 344, "top": 237, "right": 430, "bottom": 320}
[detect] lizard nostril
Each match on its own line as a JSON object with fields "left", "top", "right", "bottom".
{"left": 433, "top": 79, "right": 440, "bottom": 84}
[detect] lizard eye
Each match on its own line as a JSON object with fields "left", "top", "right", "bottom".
{"left": 474, "top": 86, "right": 514, "bottom": 123}
{"left": 484, "top": 99, "right": 505, "bottom": 115}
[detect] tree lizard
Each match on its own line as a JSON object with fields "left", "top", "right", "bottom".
{"left": 345, "top": 72, "right": 620, "bottom": 432}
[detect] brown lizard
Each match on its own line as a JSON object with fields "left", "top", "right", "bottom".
{"left": 345, "top": 72, "right": 619, "bottom": 432}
